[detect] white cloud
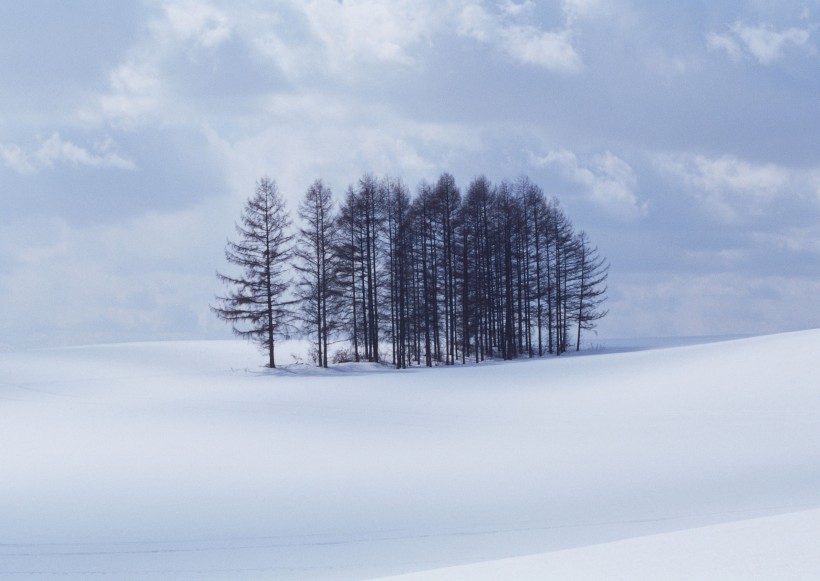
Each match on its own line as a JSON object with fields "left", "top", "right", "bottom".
{"left": 86, "top": 1, "right": 229, "bottom": 126}
{"left": 164, "top": 0, "right": 231, "bottom": 48}
{"left": 252, "top": 31, "right": 309, "bottom": 79}
{"left": 530, "top": 149, "right": 647, "bottom": 219}
{"left": 562, "top": 0, "right": 610, "bottom": 22}
{"left": 500, "top": 25, "right": 581, "bottom": 70}
{"left": 687, "top": 155, "right": 786, "bottom": 193}
{"left": 0, "top": 134, "right": 135, "bottom": 173}
{"left": 735, "top": 22, "right": 812, "bottom": 64}
{"left": 501, "top": 0, "right": 535, "bottom": 18}
{"left": 657, "top": 153, "right": 790, "bottom": 222}
{"left": 96, "top": 61, "right": 163, "bottom": 125}
{"left": 0, "top": 143, "right": 36, "bottom": 174}
{"left": 300, "top": 0, "right": 436, "bottom": 70}
{"left": 0, "top": 201, "right": 230, "bottom": 348}
{"left": 607, "top": 272, "right": 820, "bottom": 338}
{"left": 205, "top": 92, "right": 483, "bottom": 208}
{"left": 456, "top": 4, "right": 494, "bottom": 41}
{"left": 244, "top": 0, "right": 446, "bottom": 79}
{"left": 85, "top": 0, "right": 586, "bottom": 130}
{"left": 708, "top": 21, "right": 814, "bottom": 65}
{"left": 456, "top": 2, "right": 583, "bottom": 72}
{"left": 36, "top": 133, "right": 136, "bottom": 170}
{"left": 228, "top": 0, "right": 590, "bottom": 77}
{"left": 752, "top": 226, "right": 820, "bottom": 256}
{"left": 707, "top": 32, "right": 743, "bottom": 61}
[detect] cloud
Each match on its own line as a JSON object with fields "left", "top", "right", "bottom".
{"left": 243, "top": 0, "right": 446, "bottom": 80}
{"left": 164, "top": 0, "right": 231, "bottom": 48}
{"left": 456, "top": 4, "right": 495, "bottom": 42}
{"left": 500, "top": 0, "right": 535, "bottom": 18}
{"left": 300, "top": 0, "right": 436, "bottom": 70}
{"left": 0, "top": 134, "right": 135, "bottom": 173}
{"left": 708, "top": 21, "right": 814, "bottom": 65}
{"left": 530, "top": 149, "right": 647, "bottom": 219}
{"left": 707, "top": 32, "right": 743, "bottom": 61}
{"left": 96, "top": 61, "right": 164, "bottom": 126}
{"left": 87, "top": 0, "right": 446, "bottom": 123}
{"left": 82, "top": 0, "right": 589, "bottom": 132}
{"left": 0, "top": 143, "right": 36, "bottom": 174}
{"left": 752, "top": 226, "right": 820, "bottom": 257}
{"left": 456, "top": 2, "right": 583, "bottom": 72}
{"left": 500, "top": 25, "right": 581, "bottom": 70}
{"left": 0, "top": 200, "right": 231, "bottom": 348}
{"left": 606, "top": 272, "right": 820, "bottom": 338}
{"left": 562, "top": 0, "right": 611, "bottom": 22}
{"left": 657, "top": 153, "right": 790, "bottom": 222}
{"left": 204, "top": 92, "right": 483, "bottom": 208}
{"left": 226, "top": 0, "right": 596, "bottom": 77}
{"left": 36, "top": 133, "right": 136, "bottom": 170}
{"left": 86, "top": 1, "right": 230, "bottom": 126}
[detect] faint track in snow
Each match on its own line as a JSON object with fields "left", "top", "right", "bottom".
{"left": 4, "top": 500, "right": 819, "bottom": 558}
{"left": 0, "top": 380, "right": 70, "bottom": 398}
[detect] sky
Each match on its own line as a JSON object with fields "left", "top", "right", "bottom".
{"left": 1, "top": 0, "right": 820, "bottom": 349}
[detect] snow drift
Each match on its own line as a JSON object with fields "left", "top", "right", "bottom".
{"left": 1, "top": 331, "right": 819, "bottom": 579}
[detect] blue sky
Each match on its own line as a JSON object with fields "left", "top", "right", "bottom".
{"left": 2, "top": 0, "right": 819, "bottom": 348}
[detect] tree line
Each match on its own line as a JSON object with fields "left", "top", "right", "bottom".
{"left": 213, "top": 173, "right": 608, "bottom": 369}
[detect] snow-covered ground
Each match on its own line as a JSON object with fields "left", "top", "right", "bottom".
{"left": 1, "top": 331, "right": 819, "bottom": 580}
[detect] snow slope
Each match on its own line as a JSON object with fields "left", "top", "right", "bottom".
{"left": 1, "top": 331, "right": 819, "bottom": 579}
{"left": 380, "top": 507, "right": 820, "bottom": 580}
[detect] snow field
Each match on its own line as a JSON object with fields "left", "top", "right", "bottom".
{"left": 1, "top": 331, "right": 819, "bottom": 579}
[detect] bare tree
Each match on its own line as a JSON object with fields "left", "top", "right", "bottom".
{"left": 212, "top": 177, "right": 293, "bottom": 368}
{"left": 434, "top": 173, "right": 462, "bottom": 365}
{"left": 383, "top": 176, "right": 413, "bottom": 368}
{"left": 294, "top": 179, "right": 339, "bottom": 368}
{"left": 572, "top": 231, "right": 609, "bottom": 350}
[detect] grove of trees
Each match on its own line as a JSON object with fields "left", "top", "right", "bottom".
{"left": 213, "top": 172, "right": 608, "bottom": 369}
